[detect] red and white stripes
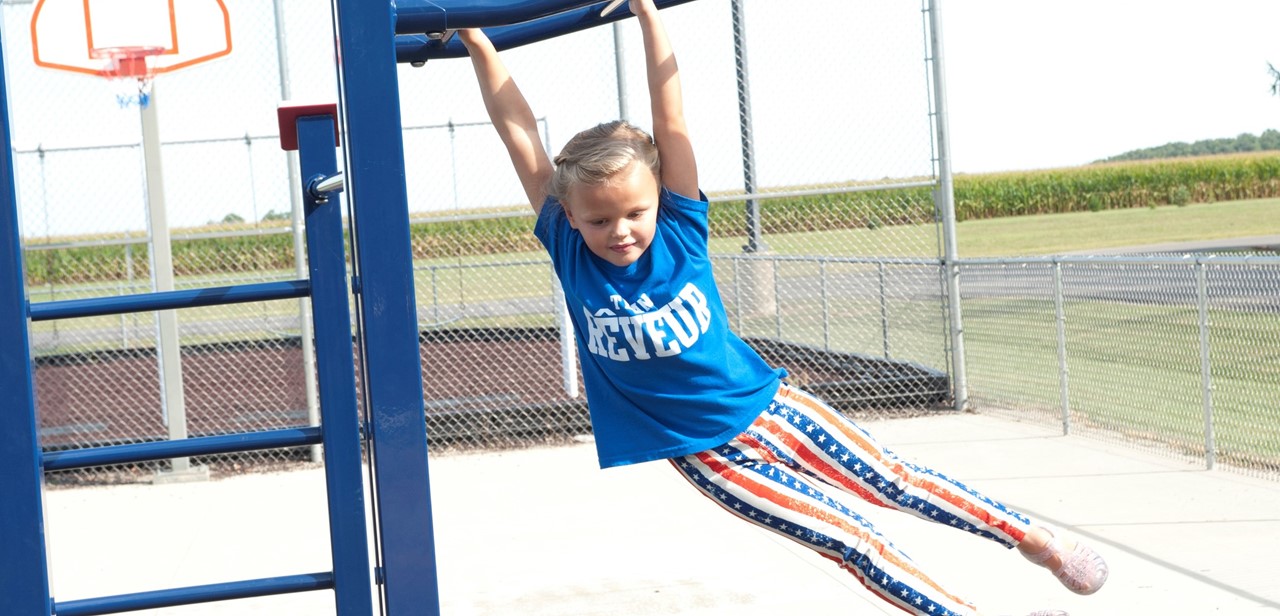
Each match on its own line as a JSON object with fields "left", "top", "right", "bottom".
{"left": 671, "top": 384, "right": 1034, "bottom": 616}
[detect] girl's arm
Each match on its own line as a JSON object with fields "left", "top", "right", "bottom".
{"left": 459, "top": 29, "right": 553, "bottom": 213}
{"left": 631, "top": 0, "right": 698, "bottom": 198}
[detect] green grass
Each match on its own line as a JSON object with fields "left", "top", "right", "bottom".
{"left": 955, "top": 197, "right": 1280, "bottom": 257}
{"left": 707, "top": 197, "right": 1280, "bottom": 259}
{"left": 963, "top": 297, "right": 1280, "bottom": 462}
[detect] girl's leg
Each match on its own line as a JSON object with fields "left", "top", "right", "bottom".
{"left": 755, "top": 384, "right": 1034, "bottom": 549}
{"left": 673, "top": 435, "right": 981, "bottom": 616}
{"left": 757, "top": 385, "right": 1107, "bottom": 595}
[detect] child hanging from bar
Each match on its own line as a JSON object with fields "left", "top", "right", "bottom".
{"left": 457, "top": 2, "right": 1106, "bottom": 614}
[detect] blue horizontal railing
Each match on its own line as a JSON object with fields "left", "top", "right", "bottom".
{"left": 394, "top": 0, "right": 698, "bottom": 63}
{"left": 28, "top": 279, "right": 311, "bottom": 322}
{"left": 395, "top": 0, "right": 603, "bottom": 33}
{"left": 42, "top": 426, "right": 324, "bottom": 472}
{"left": 53, "top": 572, "right": 335, "bottom": 616}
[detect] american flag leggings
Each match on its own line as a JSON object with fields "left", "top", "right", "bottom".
{"left": 670, "top": 384, "right": 1033, "bottom": 616}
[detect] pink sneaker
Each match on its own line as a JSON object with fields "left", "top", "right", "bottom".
{"left": 1022, "top": 527, "right": 1109, "bottom": 595}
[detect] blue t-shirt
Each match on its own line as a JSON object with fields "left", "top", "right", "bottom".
{"left": 535, "top": 188, "right": 786, "bottom": 468}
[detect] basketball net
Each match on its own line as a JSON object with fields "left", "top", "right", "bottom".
{"left": 94, "top": 46, "right": 163, "bottom": 109}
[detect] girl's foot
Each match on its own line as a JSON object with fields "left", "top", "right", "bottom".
{"left": 1019, "top": 526, "right": 1109, "bottom": 595}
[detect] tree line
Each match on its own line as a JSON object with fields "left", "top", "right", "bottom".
{"left": 1098, "top": 130, "right": 1280, "bottom": 163}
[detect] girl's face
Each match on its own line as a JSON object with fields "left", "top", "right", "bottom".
{"left": 563, "top": 161, "right": 660, "bottom": 267}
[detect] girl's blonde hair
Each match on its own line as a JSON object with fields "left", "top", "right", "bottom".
{"left": 549, "top": 121, "right": 660, "bottom": 199}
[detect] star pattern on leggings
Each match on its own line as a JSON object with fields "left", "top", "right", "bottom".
{"left": 678, "top": 410, "right": 976, "bottom": 616}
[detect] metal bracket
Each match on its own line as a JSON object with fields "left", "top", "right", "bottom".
{"left": 307, "top": 172, "right": 345, "bottom": 203}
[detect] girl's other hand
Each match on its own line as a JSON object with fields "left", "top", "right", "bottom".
{"left": 629, "top": 0, "right": 657, "bottom": 18}
{"left": 458, "top": 28, "right": 487, "bottom": 51}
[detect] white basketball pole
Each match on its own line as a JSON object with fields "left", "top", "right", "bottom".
{"left": 141, "top": 86, "right": 203, "bottom": 480}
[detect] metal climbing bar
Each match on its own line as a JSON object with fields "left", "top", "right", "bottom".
{"left": 42, "top": 426, "right": 324, "bottom": 472}
{"left": 53, "top": 572, "right": 336, "bottom": 616}
{"left": 28, "top": 279, "right": 311, "bottom": 321}
{"left": 394, "top": 0, "right": 698, "bottom": 63}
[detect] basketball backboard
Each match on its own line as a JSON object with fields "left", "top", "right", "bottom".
{"left": 31, "top": 0, "right": 232, "bottom": 78}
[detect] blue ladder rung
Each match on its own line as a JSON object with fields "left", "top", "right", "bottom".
{"left": 53, "top": 571, "right": 336, "bottom": 616}
{"left": 28, "top": 279, "right": 311, "bottom": 322}
{"left": 42, "top": 426, "right": 324, "bottom": 472}
{"left": 394, "top": 0, "right": 697, "bottom": 63}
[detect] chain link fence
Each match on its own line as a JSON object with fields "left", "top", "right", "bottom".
{"left": 4, "top": 0, "right": 950, "bottom": 482}
{"left": 960, "top": 254, "right": 1280, "bottom": 481}
{"left": 17, "top": 1, "right": 1274, "bottom": 486}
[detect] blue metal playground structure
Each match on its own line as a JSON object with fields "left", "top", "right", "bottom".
{"left": 0, "top": 1, "right": 699, "bottom": 614}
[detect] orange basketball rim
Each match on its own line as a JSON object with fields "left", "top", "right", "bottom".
{"left": 31, "top": 0, "right": 232, "bottom": 79}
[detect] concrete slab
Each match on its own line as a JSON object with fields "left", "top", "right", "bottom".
{"left": 42, "top": 413, "right": 1280, "bottom": 615}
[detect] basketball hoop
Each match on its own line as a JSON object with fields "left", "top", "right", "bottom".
{"left": 30, "top": 0, "right": 233, "bottom": 110}
{"left": 93, "top": 46, "right": 164, "bottom": 109}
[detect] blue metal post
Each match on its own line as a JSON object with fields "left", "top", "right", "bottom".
{"left": 296, "top": 112, "right": 376, "bottom": 615}
{"left": 330, "top": 0, "right": 441, "bottom": 612}
{"left": 0, "top": 34, "right": 54, "bottom": 616}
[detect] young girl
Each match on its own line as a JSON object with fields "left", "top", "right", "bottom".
{"left": 458, "top": 2, "right": 1106, "bottom": 614}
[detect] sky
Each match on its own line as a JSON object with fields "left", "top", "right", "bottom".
{"left": 3, "top": 0, "right": 1279, "bottom": 235}
{"left": 940, "top": 0, "right": 1280, "bottom": 173}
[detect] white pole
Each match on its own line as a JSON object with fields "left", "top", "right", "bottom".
{"left": 141, "top": 86, "right": 198, "bottom": 478}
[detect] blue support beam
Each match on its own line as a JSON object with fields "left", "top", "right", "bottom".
{"left": 296, "top": 111, "right": 377, "bottom": 616}
{"left": 394, "top": 0, "right": 698, "bottom": 63}
{"left": 41, "top": 427, "right": 324, "bottom": 472}
{"left": 331, "top": 0, "right": 441, "bottom": 611}
{"left": 28, "top": 279, "right": 311, "bottom": 321}
{"left": 0, "top": 27, "right": 53, "bottom": 616}
{"left": 53, "top": 572, "right": 336, "bottom": 616}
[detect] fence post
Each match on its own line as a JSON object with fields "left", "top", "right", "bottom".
{"left": 1196, "top": 261, "right": 1215, "bottom": 470}
{"left": 926, "top": 0, "right": 967, "bottom": 411}
{"left": 730, "top": 0, "right": 778, "bottom": 321}
{"left": 731, "top": 0, "right": 762, "bottom": 254}
{"left": 126, "top": 243, "right": 137, "bottom": 349}
{"left": 430, "top": 265, "right": 440, "bottom": 324}
{"left": 273, "top": 0, "right": 322, "bottom": 463}
{"left": 1053, "top": 261, "right": 1071, "bottom": 435}
{"left": 772, "top": 257, "right": 781, "bottom": 338}
{"left": 732, "top": 257, "right": 743, "bottom": 332}
{"left": 820, "top": 260, "right": 829, "bottom": 351}
{"left": 878, "top": 261, "right": 890, "bottom": 359}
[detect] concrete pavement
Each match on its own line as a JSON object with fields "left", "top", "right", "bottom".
{"left": 44, "top": 412, "right": 1280, "bottom": 615}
